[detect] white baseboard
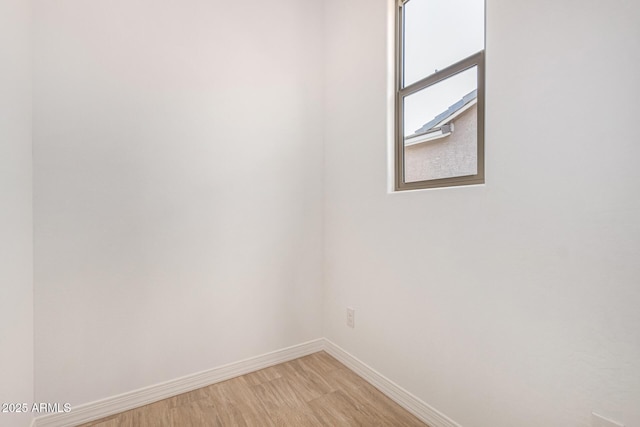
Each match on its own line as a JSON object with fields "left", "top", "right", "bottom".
{"left": 33, "top": 339, "right": 324, "bottom": 427}
{"left": 323, "top": 339, "right": 462, "bottom": 427}
{"left": 33, "top": 337, "right": 459, "bottom": 427}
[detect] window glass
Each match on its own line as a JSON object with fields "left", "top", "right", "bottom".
{"left": 403, "top": 0, "right": 484, "bottom": 87}
{"left": 403, "top": 66, "right": 478, "bottom": 183}
{"left": 396, "top": 0, "right": 485, "bottom": 190}
{"left": 403, "top": 67, "right": 477, "bottom": 138}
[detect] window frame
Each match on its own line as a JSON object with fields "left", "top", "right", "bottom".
{"left": 395, "top": 0, "right": 486, "bottom": 191}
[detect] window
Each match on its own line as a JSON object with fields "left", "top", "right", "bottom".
{"left": 395, "top": 0, "right": 485, "bottom": 190}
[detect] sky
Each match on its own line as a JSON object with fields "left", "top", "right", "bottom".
{"left": 403, "top": 0, "right": 484, "bottom": 136}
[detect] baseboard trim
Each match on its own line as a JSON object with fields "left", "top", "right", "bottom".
{"left": 323, "top": 339, "right": 462, "bottom": 427}
{"left": 33, "top": 338, "right": 324, "bottom": 427}
{"left": 33, "top": 338, "right": 459, "bottom": 427}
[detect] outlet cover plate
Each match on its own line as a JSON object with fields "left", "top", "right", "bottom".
{"left": 347, "top": 307, "right": 355, "bottom": 328}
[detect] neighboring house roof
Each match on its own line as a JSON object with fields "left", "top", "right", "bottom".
{"left": 404, "top": 89, "right": 477, "bottom": 146}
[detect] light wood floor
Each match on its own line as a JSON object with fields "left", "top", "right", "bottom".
{"left": 77, "top": 351, "right": 428, "bottom": 426}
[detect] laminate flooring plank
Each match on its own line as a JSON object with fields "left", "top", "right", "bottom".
{"left": 167, "top": 386, "right": 210, "bottom": 409}
{"left": 134, "top": 400, "right": 172, "bottom": 427}
{"left": 267, "top": 405, "right": 324, "bottom": 427}
{"left": 306, "top": 390, "right": 370, "bottom": 426}
{"left": 214, "top": 402, "right": 273, "bottom": 427}
{"left": 75, "top": 351, "right": 428, "bottom": 427}
{"left": 273, "top": 361, "right": 335, "bottom": 402}
{"left": 306, "top": 352, "right": 346, "bottom": 373}
{"left": 329, "top": 372, "right": 427, "bottom": 427}
{"left": 169, "top": 399, "right": 220, "bottom": 427}
{"left": 251, "top": 376, "right": 308, "bottom": 412}
{"left": 241, "top": 365, "right": 282, "bottom": 386}
{"left": 206, "top": 383, "right": 272, "bottom": 427}
{"left": 79, "top": 418, "right": 121, "bottom": 427}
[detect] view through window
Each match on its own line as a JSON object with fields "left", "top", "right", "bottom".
{"left": 396, "top": 0, "right": 485, "bottom": 190}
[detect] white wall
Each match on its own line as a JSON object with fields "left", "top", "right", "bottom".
{"left": 33, "top": 0, "right": 324, "bottom": 405}
{"left": 0, "top": 0, "right": 34, "bottom": 426}
{"left": 28, "top": 0, "right": 640, "bottom": 423}
{"left": 323, "top": 1, "right": 640, "bottom": 426}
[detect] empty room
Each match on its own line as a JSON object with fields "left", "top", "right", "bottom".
{"left": 1, "top": 0, "right": 639, "bottom": 426}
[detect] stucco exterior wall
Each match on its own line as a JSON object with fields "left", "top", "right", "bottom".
{"left": 404, "top": 104, "right": 477, "bottom": 182}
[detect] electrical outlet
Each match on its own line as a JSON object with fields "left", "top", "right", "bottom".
{"left": 592, "top": 413, "right": 624, "bottom": 427}
{"left": 346, "top": 307, "right": 355, "bottom": 328}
